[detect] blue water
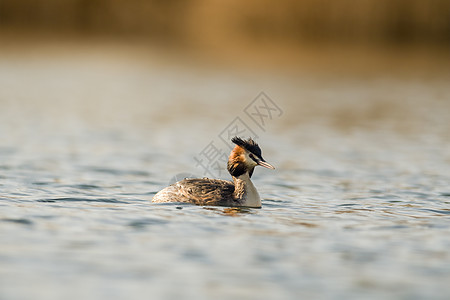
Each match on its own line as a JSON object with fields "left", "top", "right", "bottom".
{"left": 1, "top": 49, "right": 450, "bottom": 300}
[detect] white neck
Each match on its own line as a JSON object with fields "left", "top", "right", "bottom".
{"left": 233, "top": 172, "right": 261, "bottom": 208}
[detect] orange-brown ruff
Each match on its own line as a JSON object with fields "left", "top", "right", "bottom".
{"left": 152, "top": 137, "right": 274, "bottom": 208}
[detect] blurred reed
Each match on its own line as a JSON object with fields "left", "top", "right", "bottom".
{"left": 0, "top": 0, "right": 449, "bottom": 47}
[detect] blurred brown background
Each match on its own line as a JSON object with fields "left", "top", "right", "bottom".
{"left": 1, "top": 0, "right": 450, "bottom": 44}
{"left": 1, "top": 0, "right": 449, "bottom": 142}
{"left": 1, "top": 0, "right": 449, "bottom": 71}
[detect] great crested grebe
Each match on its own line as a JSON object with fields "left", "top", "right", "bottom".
{"left": 152, "top": 137, "right": 274, "bottom": 208}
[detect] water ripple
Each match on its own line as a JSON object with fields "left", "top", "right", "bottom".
{"left": 1, "top": 218, "right": 33, "bottom": 225}
{"left": 37, "top": 197, "right": 128, "bottom": 203}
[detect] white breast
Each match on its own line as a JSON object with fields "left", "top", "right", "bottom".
{"left": 237, "top": 173, "right": 261, "bottom": 208}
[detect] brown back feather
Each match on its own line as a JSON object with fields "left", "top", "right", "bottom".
{"left": 172, "top": 178, "right": 238, "bottom": 206}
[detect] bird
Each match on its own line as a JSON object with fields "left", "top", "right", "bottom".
{"left": 152, "top": 136, "right": 274, "bottom": 208}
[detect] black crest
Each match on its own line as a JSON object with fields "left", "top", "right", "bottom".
{"left": 231, "top": 136, "right": 262, "bottom": 158}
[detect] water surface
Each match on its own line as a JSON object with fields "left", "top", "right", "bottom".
{"left": 1, "top": 47, "right": 450, "bottom": 300}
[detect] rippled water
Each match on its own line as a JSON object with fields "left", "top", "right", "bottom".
{"left": 1, "top": 47, "right": 450, "bottom": 300}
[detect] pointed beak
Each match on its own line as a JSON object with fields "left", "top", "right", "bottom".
{"left": 257, "top": 159, "right": 275, "bottom": 169}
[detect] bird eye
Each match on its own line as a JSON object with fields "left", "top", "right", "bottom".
{"left": 249, "top": 153, "right": 256, "bottom": 161}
